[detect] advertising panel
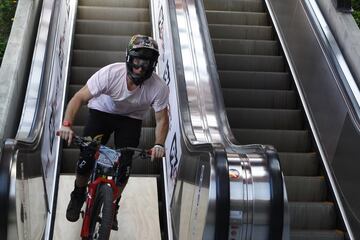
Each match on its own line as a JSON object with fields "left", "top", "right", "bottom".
{"left": 152, "top": 0, "right": 182, "bottom": 202}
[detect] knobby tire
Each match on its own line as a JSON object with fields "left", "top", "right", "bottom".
{"left": 87, "top": 184, "right": 114, "bottom": 240}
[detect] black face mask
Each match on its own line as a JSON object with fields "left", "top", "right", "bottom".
{"left": 128, "top": 71, "right": 146, "bottom": 86}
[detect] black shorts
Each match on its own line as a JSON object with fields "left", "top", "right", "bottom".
{"left": 76, "top": 109, "right": 142, "bottom": 186}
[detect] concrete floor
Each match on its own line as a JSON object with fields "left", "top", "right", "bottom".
{"left": 53, "top": 175, "right": 161, "bottom": 240}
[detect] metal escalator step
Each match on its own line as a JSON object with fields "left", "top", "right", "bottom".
{"left": 74, "top": 34, "right": 132, "bottom": 51}
{"left": 68, "top": 84, "right": 82, "bottom": 98}
{"left": 290, "top": 230, "right": 345, "bottom": 240}
{"left": 61, "top": 148, "right": 79, "bottom": 173}
{"left": 206, "top": 10, "right": 268, "bottom": 26}
{"left": 73, "top": 106, "right": 89, "bottom": 126}
{"left": 72, "top": 49, "right": 126, "bottom": 67}
{"left": 222, "top": 88, "right": 297, "bottom": 109}
{"left": 212, "top": 38, "right": 279, "bottom": 56}
{"left": 78, "top": 0, "right": 148, "bottom": 8}
{"left": 226, "top": 108, "right": 303, "bottom": 130}
{"left": 203, "top": 0, "right": 265, "bottom": 12}
{"left": 278, "top": 152, "right": 319, "bottom": 176}
{"left": 289, "top": 202, "right": 337, "bottom": 230}
{"left": 76, "top": 19, "right": 151, "bottom": 36}
{"left": 215, "top": 54, "right": 284, "bottom": 72}
{"left": 232, "top": 128, "right": 311, "bottom": 152}
{"left": 138, "top": 127, "right": 155, "bottom": 150}
{"left": 142, "top": 109, "right": 156, "bottom": 128}
{"left": 71, "top": 66, "right": 100, "bottom": 85}
{"left": 285, "top": 176, "right": 327, "bottom": 201}
{"left": 218, "top": 71, "right": 291, "bottom": 90}
{"left": 77, "top": 6, "right": 149, "bottom": 22}
{"left": 208, "top": 24, "right": 273, "bottom": 40}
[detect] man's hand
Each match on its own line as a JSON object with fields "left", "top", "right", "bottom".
{"left": 56, "top": 126, "right": 74, "bottom": 146}
{"left": 151, "top": 144, "right": 165, "bottom": 161}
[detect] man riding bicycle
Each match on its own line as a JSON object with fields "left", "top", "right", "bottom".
{"left": 57, "top": 35, "right": 169, "bottom": 230}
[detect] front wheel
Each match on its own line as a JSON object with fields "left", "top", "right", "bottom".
{"left": 88, "top": 184, "right": 114, "bottom": 240}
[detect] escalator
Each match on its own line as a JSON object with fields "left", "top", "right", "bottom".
{"left": 56, "top": 0, "right": 165, "bottom": 239}
{"left": 203, "top": 0, "right": 345, "bottom": 239}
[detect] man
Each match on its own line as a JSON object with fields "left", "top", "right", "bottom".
{"left": 57, "top": 35, "right": 169, "bottom": 230}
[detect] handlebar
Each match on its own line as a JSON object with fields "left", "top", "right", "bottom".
{"left": 72, "top": 135, "right": 152, "bottom": 157}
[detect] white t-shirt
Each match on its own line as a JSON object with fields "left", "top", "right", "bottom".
{"left": 87, "top": 62, "right": 169, "bottom": 120}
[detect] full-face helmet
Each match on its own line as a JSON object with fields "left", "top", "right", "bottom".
{"left": 126, "top": 35, "right": 159, "bottom": 85}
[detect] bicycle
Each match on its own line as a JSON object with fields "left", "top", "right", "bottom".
{"left": 72, "top": 135, "right": 151, "bottom": 240}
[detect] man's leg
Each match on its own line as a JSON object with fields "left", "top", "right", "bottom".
{"left": 66, "top": 109, "right": 112, "bottom": 222}
{"left": 112, "top": 115, "right": 142, "bottom": 230}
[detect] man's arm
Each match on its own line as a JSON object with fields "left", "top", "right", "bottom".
{"left": 152, "top": 107, "right": 169, "bottom": 160}
{"left": 57, "top": 85, "right": 93, "bottom": 145}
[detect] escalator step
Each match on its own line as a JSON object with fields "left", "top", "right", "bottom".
{"left": 285, "top": 176, "right": 327, "bottom": 201}
{"left": 290, "top": 230, "right": 345, "bottom": 240}
{"left": 215, "top": 54, "right": 284, "bottom": 72}
{"left": 278, "top": 152, "right": 319, "bottom": 176}
{"left": 142, "top": 109, "right": 156, "bottom": 128}
{"left": 61, "top": 148, "right": 78, "bottom": 173}
{"left": 68, "top": 84, "right": 82, "bottom": 98}
{"left": 212, "top": 38, "right": 279, "bottom": 56}
{"left": 74, "top": 34, "right": 131, "bottom": 51}
{"left": 72, "top": 49, "right": 126, "bottom": 67}
{"left": 222, "top": 88, "right": 297, "bottom": 109}
{"left": 289, "top": 202, "right": 337, "bottom": 230}
{"left": 71, "top": 66, "right": 100, "bottom": 85}
{"left": 206, "top": 10, "right": 268, "bottom": 26}
{"left": 76, "top": 19, "right": 150, "bottom": 36}
{"left": 232, "top": 128, "right": 311, "bottom": 152}
{"left": 78, "top": 0, "right": 148, "bottom": 8}
{"left": 226, "top": 108, "right": 303, "bottom": 130}
{"left": 203, "top": 0, "right": 265, "bottom": 12}
{"left": 208, "top": 24, "right": 273, "bottom": 40}
{"left": 218, "top": 71, "right": 291, "bottom": 90}
{"left": 77, "top": 6, "right": 149, "bottom": 22}
{"left": 72, "top": 105, "right": 89, "bottom": 126}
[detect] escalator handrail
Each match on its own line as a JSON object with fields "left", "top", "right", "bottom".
{"left": 151, "top": 0, "right": 230, "bottom": 238}
{"left": 15, "top": 0, "right": 57, "bottom": 147}
{"left": 306, "top": 0, "right": 360, "bottom": 127}
{"left": 266, "top": 146, "right": 285, "bottom": 240}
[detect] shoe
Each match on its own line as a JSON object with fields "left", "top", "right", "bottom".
{"left": 112, "top": 202, "right": 120, "bottom": 231}
{"left": 66, "top": 185, "right": 86, "bottom": 222}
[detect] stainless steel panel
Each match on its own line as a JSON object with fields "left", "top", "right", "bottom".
{"left": 266, "top": 0, "right": 360, "bottom": 237}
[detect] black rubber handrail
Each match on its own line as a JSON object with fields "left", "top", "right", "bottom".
{"left": 214, "top": 149, "right": 229, "bottom": 240}
{"left": 265, "top": 146, "right": 284, "bottom": 240}
{"left": 0, "top": 140, "right": 17, "bottom": 239}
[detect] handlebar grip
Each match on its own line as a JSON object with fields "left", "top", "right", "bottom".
{"left": 147, "top": 149, "right": 153, "bottom": 156}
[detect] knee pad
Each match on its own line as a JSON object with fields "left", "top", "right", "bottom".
{"left": 76, "top": 146, "right": 97, "bottom": 175}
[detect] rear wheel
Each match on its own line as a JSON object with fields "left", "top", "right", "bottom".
{"left": 88, "top": 184, "right": 114, "bottom": 240}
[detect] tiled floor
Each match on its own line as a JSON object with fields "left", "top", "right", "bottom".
{"left": 53, "top": 175, "right": 161, "bottom": 240}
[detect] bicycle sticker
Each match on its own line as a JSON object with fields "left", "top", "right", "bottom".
{"left": 97, "top": 146, "right": 121, "bottom": 166}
